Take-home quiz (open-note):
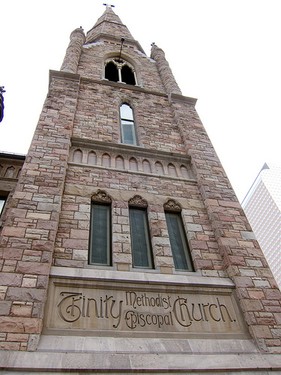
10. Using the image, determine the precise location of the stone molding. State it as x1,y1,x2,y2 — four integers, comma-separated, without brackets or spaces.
69,141,195,182
128,195,148,208
163,199,182,212
91,189,112,204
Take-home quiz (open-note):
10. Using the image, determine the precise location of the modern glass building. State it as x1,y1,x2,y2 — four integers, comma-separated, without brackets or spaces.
242,163,281,288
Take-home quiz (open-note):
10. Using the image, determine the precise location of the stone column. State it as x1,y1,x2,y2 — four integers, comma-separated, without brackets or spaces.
61,27,85,73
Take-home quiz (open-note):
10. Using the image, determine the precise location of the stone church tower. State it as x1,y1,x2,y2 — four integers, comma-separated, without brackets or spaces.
1,6,281,373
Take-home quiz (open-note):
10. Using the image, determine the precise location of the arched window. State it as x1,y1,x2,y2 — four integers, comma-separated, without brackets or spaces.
121,64,135,85
120,103,137,145
164,199,194,272
89,190,112,266
128,195,154,269
104,58,136,85
105,61,119,82
0,195,7,217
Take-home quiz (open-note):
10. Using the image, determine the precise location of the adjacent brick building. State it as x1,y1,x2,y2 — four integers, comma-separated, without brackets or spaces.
1,6,281,373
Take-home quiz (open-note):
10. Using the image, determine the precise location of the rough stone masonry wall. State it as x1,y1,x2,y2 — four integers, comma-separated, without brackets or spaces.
170,97,281,353
73,81,186,153
53,163,225,275
0,73,80,350
78,42,166,93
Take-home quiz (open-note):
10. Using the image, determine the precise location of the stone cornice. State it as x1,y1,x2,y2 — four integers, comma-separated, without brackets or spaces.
71,137,191,164
169,92,197,105
49,70,80,87
84,34,145,54
80,76,168,97
48,71,197,106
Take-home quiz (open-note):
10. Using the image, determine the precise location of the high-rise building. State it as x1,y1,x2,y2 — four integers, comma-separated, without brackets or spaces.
1,6,281,373
242,163,281,288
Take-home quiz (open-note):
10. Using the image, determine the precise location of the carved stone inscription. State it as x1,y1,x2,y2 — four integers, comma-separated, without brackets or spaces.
45,279,246,337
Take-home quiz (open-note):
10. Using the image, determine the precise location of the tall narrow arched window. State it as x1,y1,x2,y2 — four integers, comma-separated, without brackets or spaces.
129,195,154,269
121,64,135,85
120,103,137,145
164,199,194,272
0,195,7,217
105,61,119,82
89,190,112,266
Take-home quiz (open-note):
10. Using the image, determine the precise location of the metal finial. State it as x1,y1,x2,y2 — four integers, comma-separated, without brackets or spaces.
117,38,125,63
0,86,5,123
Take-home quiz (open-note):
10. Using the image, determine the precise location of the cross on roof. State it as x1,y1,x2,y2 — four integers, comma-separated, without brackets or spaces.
103,3,115,8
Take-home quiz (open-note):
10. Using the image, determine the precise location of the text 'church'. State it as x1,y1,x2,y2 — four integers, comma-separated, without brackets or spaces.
1,5,281,374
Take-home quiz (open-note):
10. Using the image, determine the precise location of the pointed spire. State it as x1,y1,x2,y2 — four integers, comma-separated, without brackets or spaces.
86,6,134,44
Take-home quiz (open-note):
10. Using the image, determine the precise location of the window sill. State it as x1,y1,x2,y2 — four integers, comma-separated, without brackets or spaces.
50,265,234,289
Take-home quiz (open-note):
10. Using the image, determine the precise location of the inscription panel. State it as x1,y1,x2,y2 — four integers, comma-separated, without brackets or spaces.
44,278,248,338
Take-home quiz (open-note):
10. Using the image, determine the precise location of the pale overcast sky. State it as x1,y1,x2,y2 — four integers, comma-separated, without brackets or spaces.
1,0,280,202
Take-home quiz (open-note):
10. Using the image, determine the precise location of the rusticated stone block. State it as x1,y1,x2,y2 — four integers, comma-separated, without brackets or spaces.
251,325,272,339
32,240,53,252
6,287,45,303
0,341,20,350
0,301,11,315
0,317,25,333
1,227,26,237
234,276,254,288
264,289,281,300
2,248,23,260
16,262,50,276
0,273,22,287
7,333,28,342
248,290,265,300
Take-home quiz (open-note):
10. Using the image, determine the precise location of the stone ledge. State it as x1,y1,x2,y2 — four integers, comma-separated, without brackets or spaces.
38,335,258,354
50,266,234,288
1,351,281,373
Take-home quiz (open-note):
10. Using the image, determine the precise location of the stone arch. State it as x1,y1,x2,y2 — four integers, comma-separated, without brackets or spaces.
129,157,138,171
102,153,111,168
168,163,177,177
73,149,83,163
180,165,189,179
88,151,97,165
155,161,164,175
16,168,22,178
142,159,151,173
116,155,124,169
4,166,15,178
